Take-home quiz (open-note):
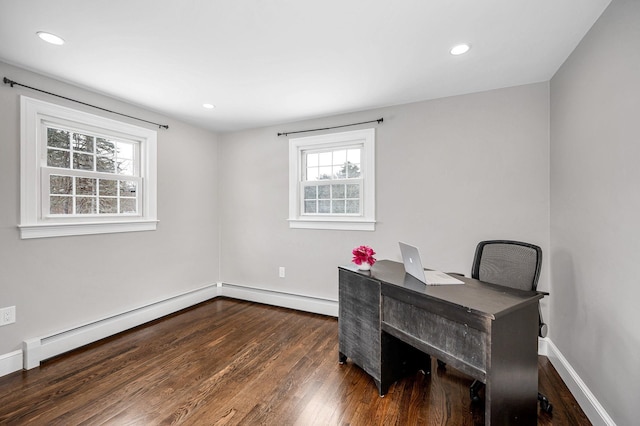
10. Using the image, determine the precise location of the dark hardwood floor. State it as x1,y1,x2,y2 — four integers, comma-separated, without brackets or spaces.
0,298,590,425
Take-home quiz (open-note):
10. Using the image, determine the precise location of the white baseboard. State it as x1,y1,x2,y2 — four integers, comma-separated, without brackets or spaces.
542,338,616,426
219,283,338,317
22,284,220,370
0,350,23,377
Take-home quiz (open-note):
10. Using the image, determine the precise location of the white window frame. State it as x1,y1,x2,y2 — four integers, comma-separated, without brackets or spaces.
288,128,375,231
19,96,158,239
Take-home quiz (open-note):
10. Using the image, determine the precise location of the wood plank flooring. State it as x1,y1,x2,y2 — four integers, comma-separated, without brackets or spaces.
0,298,590,425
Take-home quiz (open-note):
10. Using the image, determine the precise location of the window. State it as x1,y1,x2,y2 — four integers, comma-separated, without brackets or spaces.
20,96,158,239
288,128,375,230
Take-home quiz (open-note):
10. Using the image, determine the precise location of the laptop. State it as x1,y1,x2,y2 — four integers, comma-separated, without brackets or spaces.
399,242,464,285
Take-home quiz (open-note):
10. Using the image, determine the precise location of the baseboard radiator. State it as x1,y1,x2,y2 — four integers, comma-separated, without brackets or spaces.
21,283,338,370
23,284,220,369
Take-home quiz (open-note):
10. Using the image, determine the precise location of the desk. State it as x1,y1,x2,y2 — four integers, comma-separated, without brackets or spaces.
338,260,544,425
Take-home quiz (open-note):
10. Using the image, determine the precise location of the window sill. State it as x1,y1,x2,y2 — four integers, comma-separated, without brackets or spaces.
288,217,375,231
18,219,159,239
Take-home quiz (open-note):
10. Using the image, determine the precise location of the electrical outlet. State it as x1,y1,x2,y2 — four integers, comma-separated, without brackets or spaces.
279,267,285,278
0,306,16,326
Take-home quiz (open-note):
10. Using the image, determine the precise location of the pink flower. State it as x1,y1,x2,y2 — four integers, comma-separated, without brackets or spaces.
352,245,377,266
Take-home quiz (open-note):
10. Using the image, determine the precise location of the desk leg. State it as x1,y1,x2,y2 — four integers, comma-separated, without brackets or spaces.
486,304,539,425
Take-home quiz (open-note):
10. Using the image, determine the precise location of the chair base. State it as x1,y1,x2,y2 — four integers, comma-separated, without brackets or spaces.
469,379,553,414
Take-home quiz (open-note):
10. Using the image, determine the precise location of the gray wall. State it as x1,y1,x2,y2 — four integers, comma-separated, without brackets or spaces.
218,83,550,303
0,61,220,355
4,2,635,421
550,0,639,424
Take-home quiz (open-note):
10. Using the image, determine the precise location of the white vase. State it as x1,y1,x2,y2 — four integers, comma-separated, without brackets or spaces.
357,262,371,271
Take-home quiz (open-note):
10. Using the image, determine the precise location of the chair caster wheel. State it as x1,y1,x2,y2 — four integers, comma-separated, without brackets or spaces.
538,394,553,414
470,380,483,403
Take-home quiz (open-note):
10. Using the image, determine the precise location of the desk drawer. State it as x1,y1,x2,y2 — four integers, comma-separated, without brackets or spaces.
382,296,487,375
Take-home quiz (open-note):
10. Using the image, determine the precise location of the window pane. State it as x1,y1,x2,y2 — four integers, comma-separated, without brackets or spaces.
304,185,317,200
73,133,94,153
332,184,345,199
47,128,70,149
347,184,360,198
120,181,137,197
99,198,118,214
332,200,346,214
117,159,134,175
318,184,330,199
306,167,319,181
306,152,318,167
50,175,72,194
117,142,134,159
333,150,346,165
346,200,360,214
97,156,116,173
120,198,136,214
304,200,316,213
318,166,332,180
318,152,332,166
96,138,116,156
50,196,72,214
347,149,361,164
76,197,96,214
318,200,330,213
76,177,97,195
47,149,70,168
346,163,360,178
73,153,94,170
100,179,117,196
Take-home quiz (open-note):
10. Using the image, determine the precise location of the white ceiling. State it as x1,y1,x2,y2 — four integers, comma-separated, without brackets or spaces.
0,0,611,133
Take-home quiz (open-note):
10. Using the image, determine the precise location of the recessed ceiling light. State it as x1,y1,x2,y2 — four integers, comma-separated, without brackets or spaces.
37,31,65,45
202,103,215,109
450,43,470,55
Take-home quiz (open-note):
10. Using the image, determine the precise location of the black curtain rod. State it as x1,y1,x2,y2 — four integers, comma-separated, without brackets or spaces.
277,117,383,137
3,77,169,130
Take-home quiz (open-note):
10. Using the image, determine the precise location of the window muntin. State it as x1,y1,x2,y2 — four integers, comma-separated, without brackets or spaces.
301,147,362,215
304,148,361,180
42,125,141,217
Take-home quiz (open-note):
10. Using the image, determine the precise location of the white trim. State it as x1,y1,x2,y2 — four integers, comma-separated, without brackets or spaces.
19,96,158,239
22,284,220,369
288,218,375,231
19,219,159,239
288,128,376,231
543,338,616,426
0,350,23,377
220,283,338,317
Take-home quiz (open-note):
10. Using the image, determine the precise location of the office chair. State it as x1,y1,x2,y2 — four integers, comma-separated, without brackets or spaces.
469,240,552,413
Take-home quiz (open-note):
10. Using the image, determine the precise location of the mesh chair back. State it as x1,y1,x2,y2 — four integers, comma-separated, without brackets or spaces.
471,240,542,292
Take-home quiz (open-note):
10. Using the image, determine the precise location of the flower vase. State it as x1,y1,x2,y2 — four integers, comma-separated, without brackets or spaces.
357,262,371,271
